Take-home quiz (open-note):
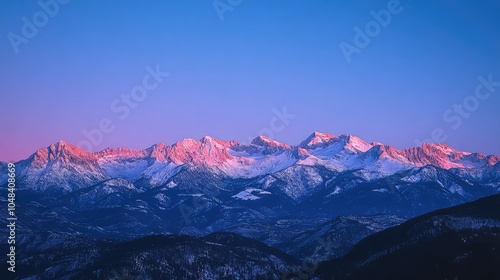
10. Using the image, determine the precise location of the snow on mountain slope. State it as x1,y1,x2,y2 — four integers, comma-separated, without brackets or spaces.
165,136,237,165
271,165,325,200
299,131,338,149
232,188,272,200
252,135,291,151
222,148,298,178
298,135,402,174
141,161,181,186
10,132,499,193
338,134,373,153
401,143,499,169
16,141,110,192
452,162,500,185
97,147,149,179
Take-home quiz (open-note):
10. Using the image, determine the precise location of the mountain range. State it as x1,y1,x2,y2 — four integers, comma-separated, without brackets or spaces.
1,132,499,279
6,132,499,191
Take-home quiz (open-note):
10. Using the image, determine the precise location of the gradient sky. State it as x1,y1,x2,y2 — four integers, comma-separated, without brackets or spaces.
1,0,499,161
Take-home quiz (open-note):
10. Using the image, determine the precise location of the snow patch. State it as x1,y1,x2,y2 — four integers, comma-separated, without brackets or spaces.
232,188,271,201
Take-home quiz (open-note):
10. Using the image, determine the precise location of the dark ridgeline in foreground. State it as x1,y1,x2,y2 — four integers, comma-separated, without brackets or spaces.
315,194,500,280
1,232,299,279
1,194,499,279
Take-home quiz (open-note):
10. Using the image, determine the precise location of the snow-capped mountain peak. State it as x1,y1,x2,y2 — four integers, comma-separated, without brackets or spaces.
31,140,94,167
8,132,500,193
294,147,312,159
98,147,147,159
148,142,169,162
200,136,238,149
251,136,291,150
338,134,373,153
300,131,338,149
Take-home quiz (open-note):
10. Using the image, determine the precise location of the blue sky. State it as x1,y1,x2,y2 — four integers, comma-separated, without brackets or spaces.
1,0,499,161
